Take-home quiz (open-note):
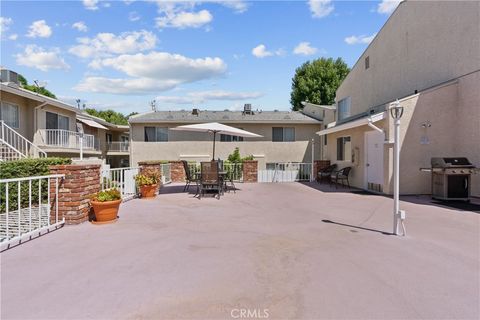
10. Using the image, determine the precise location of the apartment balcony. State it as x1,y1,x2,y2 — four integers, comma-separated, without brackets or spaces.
106,141,130,155
38,129,100,153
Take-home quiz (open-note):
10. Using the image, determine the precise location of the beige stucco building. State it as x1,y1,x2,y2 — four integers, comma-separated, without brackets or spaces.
0,78,130,167
129,108,323,169
317,0,480,197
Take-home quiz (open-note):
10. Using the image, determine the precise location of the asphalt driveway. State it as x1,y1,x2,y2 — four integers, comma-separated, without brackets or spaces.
1,182,479,319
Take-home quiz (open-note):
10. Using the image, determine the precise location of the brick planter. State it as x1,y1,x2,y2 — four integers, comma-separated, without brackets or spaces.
169,161,186,182
49,164,101,224
242,160,258,183
138,161,163,191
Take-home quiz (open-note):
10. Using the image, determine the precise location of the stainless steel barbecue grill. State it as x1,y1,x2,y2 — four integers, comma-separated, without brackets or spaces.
421,157,477,201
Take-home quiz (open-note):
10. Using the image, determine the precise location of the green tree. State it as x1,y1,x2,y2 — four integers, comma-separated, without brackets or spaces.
85,108,130,125
290,57,350,111
18,74,57,99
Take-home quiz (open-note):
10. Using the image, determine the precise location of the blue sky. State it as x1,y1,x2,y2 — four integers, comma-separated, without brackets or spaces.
0,0,400,114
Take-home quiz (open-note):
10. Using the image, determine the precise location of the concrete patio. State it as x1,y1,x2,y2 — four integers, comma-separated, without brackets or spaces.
1,182,479,319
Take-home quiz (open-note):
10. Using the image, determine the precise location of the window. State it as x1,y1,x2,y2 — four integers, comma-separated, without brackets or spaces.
46,111,69,130
106,133,113,143
324,134,327,146
0,102,19,128
337,97,351,121
336,136,352,161
365,56,370,69
220,134,243,142
145,127,168,142
272,127,295,142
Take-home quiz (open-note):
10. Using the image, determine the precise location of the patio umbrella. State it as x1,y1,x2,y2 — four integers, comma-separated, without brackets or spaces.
170,122,262,160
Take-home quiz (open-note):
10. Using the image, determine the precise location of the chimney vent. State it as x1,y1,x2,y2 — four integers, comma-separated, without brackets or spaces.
243,103,253,115
192,108,199,116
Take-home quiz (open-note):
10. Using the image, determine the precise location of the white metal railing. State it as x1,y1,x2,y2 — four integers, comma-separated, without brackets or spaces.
222,163,243,182
39,129,97,150
258,162,312,183
101,167,139,200
106,141,129,152
160,163,172,184
0,120,46,160
0,174,65,249
188,162,244,182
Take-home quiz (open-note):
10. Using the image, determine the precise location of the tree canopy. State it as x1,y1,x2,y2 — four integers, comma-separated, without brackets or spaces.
85,108,138,125
18,74,57,99
290,57,350,111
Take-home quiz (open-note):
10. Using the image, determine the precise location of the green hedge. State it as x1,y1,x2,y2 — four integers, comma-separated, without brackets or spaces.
0,157,72,212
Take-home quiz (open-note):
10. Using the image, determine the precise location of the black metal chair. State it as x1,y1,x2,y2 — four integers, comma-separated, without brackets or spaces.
182,160,198,192
317,164,337,183
199,161,222,199
330,167,352,189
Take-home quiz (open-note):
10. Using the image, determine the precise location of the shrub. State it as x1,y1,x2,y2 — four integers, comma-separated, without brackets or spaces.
135,170,160,186
91,189,121,202
227,147,254,163
0,157,72,212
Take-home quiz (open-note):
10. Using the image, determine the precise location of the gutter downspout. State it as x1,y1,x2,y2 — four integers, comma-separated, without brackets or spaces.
34,101,48,143
367,118,390,143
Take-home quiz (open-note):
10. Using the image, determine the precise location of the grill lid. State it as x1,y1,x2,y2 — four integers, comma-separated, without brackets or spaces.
431,157,474,168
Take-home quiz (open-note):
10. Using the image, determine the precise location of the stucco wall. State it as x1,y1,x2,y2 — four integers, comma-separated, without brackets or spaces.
1,91,35,140
325,72,479,197
336,0,480,117
130,122,321,168
456,71,480,197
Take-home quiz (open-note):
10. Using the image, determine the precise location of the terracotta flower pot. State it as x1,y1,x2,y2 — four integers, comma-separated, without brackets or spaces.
91,199,121,224
140,184,157,198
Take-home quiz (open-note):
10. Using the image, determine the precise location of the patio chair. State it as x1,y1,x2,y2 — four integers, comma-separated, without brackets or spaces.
199,161,222,199
317,164,337,183
182,160,199,193
330,167,352,189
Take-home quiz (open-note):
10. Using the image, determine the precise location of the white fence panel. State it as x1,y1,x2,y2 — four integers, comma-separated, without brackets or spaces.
258,163,312,183
101,167,139,200
161,163,172,184
0,174,65,250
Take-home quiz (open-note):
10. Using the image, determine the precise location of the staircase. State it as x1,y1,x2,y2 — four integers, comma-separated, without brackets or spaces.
0,120,46,162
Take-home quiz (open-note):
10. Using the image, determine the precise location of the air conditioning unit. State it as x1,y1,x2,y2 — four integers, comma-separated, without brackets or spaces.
0,69,19,86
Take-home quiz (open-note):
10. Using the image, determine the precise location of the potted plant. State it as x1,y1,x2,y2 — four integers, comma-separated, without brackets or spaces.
135,170,160,198
90,189,122,224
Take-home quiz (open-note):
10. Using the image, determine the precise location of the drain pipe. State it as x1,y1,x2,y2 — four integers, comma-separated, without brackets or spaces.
367,119,385,138
34,101,48,142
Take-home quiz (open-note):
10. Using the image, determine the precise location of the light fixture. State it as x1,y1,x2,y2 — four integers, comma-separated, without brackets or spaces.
389,100,404,120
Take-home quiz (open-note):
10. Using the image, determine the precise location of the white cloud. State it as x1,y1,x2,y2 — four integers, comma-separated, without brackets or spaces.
15,45,70,71
211,0,248,13
95,52,226,80
69,30,157,58
308,0,334,18
252,44,285,58
74,77,178,95
74,51,227,94
293,42,318,56
72,21,88,32
0,17,13,35
8,34,18,40
156,90,263,104
156,9,212,29
344,33,376,45
377,0,401,14
83,0,99,10
26,20,52,38
129,11,141,22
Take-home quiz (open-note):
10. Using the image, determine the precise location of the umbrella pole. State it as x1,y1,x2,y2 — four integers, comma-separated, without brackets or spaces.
212,131,217,160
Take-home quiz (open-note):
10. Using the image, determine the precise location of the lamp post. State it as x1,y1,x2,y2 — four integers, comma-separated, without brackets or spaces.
390,100,405,236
